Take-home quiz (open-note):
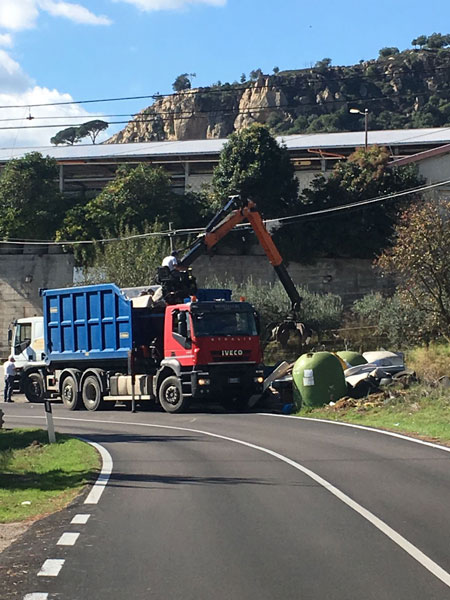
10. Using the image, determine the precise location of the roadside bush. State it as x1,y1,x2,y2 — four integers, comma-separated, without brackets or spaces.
204,276,343,341
352,292,430,348
406,344,450,382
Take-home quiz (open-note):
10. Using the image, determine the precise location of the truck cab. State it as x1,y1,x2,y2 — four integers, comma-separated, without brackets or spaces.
8,316,46,392
158,299,264,412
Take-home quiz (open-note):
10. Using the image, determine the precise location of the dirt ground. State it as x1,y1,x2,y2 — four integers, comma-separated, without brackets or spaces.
0,521,34,554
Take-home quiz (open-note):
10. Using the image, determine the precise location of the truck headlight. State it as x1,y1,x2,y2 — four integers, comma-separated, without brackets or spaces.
198,378,210,386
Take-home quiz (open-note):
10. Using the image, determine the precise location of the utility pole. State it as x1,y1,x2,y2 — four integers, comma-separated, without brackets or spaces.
169,222,174,251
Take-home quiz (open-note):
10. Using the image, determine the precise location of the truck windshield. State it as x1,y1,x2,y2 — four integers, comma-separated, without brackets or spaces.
192,310,257,337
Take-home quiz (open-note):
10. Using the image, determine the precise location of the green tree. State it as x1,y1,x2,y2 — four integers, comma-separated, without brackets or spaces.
249,68,263,80
314,57,332,71
412,35,428,48
58,164,207,244
50,126,82,145
426,32,450,49
378,47,400,58
297,146,425,259
81,223,169,288
76,165,177,238
377,197,450,341
240,73,246,83
0,152,65,240
211,123,300,218
172,73,195,92
77,120,108,144
273,66,280,74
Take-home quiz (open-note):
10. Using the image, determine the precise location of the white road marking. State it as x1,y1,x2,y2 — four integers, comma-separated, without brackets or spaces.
258,413,450,454
11,414,450,589
75,437,113,505
71,513,91,525
24,594,48,600
37,559,65,577
57,532,80,546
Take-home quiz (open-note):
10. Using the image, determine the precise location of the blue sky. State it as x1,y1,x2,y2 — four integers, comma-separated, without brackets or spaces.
0,0,446,147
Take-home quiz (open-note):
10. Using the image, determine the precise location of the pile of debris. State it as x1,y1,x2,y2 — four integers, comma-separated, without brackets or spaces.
265,350,416,412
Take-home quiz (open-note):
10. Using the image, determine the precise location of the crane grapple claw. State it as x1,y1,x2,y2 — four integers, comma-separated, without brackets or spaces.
272,321,311,347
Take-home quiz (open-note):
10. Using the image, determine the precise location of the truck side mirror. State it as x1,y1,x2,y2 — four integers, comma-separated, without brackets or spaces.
254,312,261,335
7,328,12,344
177,312,188,339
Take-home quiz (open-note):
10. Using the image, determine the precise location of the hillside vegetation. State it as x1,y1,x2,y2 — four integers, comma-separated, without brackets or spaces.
108,37,450,143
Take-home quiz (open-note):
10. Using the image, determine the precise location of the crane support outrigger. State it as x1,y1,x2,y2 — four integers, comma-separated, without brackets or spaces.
179,196,310,345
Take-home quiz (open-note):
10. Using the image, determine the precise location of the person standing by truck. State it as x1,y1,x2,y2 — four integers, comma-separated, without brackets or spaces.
3,356,16,402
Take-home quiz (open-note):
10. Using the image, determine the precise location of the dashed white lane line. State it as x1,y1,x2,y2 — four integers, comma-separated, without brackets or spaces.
37,559,65,577
57,532,80,546
24,594,48,600
71,513,91,525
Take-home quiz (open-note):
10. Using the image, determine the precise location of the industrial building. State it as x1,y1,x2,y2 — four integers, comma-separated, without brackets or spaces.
0,127,449,195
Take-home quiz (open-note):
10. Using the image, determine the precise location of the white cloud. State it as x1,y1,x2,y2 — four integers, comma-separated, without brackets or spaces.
0,50,106,147
0,49,32,93
0,0,111,31
0,86,105,148
38,1,112,26
0,33,12,47
114,0,226,12
0,0,39,31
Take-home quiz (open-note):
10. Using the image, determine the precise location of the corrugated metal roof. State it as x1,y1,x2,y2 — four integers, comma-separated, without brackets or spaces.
279,127,450,149
0,127,449,162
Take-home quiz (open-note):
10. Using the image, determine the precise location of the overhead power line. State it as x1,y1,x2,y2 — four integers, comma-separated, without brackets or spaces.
1,178,448,247
262,178,450,227
0,113,138,123
0,89,447,133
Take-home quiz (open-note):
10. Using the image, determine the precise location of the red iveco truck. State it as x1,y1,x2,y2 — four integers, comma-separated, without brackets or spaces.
13,285,264,413
13,196,306,413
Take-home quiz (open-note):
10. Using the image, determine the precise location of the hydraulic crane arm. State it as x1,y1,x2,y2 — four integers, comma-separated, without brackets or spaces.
179,197,303,316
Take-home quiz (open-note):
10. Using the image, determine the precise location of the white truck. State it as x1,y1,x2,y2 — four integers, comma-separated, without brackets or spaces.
8,316,47,400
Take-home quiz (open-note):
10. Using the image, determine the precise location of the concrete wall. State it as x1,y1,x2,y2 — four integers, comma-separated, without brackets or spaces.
0,248,390,359
187,168,325,194
186,173,212,192
194,253,392,306
418,154,450,192
0,250,74,357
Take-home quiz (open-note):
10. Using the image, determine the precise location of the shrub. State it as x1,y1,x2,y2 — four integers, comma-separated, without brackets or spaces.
204,276,343,341
406,344,450,382
352,292,431,348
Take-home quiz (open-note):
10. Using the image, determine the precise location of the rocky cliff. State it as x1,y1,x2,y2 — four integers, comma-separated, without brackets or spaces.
107,48,450,143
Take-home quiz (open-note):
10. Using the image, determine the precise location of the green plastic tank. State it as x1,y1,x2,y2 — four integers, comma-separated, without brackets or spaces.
336,351,367,367
293,352,347,408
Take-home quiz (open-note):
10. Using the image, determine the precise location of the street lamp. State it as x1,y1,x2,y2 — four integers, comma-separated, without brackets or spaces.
349,108,369,151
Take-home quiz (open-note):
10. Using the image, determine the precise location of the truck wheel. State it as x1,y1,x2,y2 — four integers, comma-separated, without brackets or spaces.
82,375,104,411
158,376,189,414
61,375,81,411
24,373,45,403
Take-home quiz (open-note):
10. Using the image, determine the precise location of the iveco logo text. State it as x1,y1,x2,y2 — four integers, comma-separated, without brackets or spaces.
221,350,244,356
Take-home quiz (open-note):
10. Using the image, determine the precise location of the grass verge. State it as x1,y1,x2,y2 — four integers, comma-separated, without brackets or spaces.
0,428,100,523
298,385,450,446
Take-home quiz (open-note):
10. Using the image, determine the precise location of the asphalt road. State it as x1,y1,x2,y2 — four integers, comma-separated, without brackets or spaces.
1,398,450,600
